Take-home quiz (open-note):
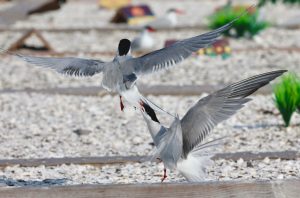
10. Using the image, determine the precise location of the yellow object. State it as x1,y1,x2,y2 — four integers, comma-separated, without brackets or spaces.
224,46,231,53
206,48,213,54
99,0,131,10
198,49,205,55
215,46,223,54
128,16,155,25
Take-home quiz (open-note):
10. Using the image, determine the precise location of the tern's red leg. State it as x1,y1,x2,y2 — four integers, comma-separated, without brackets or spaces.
161,168,167,183
120,95,124,111
139,100,145,112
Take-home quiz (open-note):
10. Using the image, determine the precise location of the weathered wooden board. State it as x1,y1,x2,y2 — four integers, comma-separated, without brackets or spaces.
0,179,299,198
0,151,298,168
0,0,60,26
8,29,53,51
0,84,273,96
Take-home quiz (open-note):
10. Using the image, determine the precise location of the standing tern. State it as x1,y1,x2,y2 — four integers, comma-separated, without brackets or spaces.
1,8,250,122
131,26,156,53
142,70,286,182
147,8,184,28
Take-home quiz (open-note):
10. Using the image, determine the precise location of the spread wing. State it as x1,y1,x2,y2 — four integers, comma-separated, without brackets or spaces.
123,14,243,76
2,50,106,77
180,70,286,157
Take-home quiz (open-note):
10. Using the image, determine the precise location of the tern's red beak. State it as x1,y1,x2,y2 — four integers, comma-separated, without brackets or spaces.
146,26,156,32
175,9,185,14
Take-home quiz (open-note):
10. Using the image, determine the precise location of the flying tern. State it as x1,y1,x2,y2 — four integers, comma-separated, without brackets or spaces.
1,8,250,122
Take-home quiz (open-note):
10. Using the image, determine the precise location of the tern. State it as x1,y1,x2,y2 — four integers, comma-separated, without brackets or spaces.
131,26,156,53
147,8,184,28
1,9,250,122
142,70,286,182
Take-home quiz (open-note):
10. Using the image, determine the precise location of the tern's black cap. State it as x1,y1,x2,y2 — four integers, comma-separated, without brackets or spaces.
118,39,131,56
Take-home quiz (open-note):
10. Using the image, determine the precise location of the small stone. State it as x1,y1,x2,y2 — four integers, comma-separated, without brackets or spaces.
73,129,92,136
263,157,270,164
132,136,143,145
277,174,284,179
247,161,254,168
237,158,244,166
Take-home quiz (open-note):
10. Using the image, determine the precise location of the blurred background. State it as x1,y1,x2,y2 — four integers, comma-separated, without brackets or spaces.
0,0,299,185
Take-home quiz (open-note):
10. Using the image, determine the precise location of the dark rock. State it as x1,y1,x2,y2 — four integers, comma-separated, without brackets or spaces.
73,129,92,136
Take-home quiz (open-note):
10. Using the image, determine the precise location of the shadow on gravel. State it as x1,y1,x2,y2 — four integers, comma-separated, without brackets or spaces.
0,176,67,187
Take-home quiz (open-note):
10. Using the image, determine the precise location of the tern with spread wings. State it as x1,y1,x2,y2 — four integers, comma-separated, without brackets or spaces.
2,11,248,122
142,70,286,182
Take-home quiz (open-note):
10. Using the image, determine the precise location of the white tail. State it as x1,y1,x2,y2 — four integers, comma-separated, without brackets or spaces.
177,137,226,182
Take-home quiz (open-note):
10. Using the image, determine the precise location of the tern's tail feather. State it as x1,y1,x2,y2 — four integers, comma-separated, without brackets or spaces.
177,154,213,182
177,137,226,182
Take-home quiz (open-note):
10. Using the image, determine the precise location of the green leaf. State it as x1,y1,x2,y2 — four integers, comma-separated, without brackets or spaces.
273,72,300,127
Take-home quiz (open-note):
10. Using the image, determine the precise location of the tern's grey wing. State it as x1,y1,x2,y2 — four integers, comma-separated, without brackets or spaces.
180,70,286,157
4,50,106,77
123,17,237,76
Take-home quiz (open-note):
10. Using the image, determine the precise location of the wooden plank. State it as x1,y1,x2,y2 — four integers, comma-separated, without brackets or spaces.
8,29,53,51
213,151,300,161
0,84,273,96
0,179,299,198
0,151,298,168
0,155,147,167
0,0,59,26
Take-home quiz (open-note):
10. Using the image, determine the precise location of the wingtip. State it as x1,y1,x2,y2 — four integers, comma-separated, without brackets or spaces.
232,4,257,24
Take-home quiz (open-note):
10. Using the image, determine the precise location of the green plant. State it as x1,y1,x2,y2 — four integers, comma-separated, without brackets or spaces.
297,76,300,112
259,0,300,7
208,6,269,38
273,72,300,127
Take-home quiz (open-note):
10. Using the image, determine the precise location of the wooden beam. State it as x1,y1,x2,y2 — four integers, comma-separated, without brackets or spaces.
0,151,298,168
8,29,53,51
0,22,299,32
0,179,299,198
0,0,60,26
0,84,273,96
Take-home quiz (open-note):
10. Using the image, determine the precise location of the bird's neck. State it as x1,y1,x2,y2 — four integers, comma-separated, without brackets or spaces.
115,54,131,62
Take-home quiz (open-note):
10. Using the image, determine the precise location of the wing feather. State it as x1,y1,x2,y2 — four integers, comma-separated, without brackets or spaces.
123,14,242,75
1,49,106,77
180,70,287,157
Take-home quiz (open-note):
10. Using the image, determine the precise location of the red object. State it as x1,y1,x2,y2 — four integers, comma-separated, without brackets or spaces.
164,39,178,47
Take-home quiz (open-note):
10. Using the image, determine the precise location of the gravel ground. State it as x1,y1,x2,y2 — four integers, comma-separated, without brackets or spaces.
0,93,299,159
0,158,299,185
